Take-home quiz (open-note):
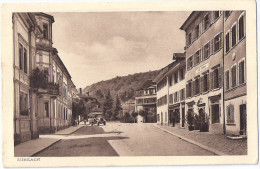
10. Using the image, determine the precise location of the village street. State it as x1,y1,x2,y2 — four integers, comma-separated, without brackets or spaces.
33,122,214,156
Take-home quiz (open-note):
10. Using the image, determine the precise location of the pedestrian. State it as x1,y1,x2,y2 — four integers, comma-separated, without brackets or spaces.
75,119,78,127
84,119,87,126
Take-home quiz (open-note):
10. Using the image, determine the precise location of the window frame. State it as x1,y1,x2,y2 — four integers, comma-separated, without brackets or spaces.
203,12,210,31
225,69,230,91
214,32,222,53
203,41,210,60
231,64,237,88
238,58,246,86
231,22,237,48
225,30,230,53
194,49,201,66
238,12,246,42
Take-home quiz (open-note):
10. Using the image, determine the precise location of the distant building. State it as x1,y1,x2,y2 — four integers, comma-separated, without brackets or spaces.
13,13,76,145
135,80,157,123
223,11,246,135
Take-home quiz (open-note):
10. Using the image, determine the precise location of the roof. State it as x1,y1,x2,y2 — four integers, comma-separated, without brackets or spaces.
34,12,55,23
52,48,72,79
137,79,156,91
180,11,200,30
154,53,185,83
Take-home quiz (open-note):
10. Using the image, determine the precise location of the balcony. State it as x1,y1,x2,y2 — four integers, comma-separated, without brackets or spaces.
37,83,59,96
36,38,51,48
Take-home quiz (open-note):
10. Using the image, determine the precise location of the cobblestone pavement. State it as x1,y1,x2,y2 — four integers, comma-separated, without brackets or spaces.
155,124,247,155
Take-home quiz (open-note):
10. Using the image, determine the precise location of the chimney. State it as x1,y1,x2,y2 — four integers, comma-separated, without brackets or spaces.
79,88,82,94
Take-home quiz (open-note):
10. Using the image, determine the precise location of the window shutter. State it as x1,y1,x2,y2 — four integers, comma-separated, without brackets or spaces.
192,81,196,96
239,62,242,84
220,32,223,49
201,46,204,60
210,39,214,55
209,72,213,90
218,67,223,88
186,84,189,98
200,76,204,94
199,22,203,35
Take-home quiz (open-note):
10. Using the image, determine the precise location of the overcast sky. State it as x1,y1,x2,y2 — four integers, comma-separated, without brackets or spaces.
50,12,191,88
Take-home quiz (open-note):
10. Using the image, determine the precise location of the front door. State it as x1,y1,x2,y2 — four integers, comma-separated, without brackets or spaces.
182,108,185,127
211,104,220,123
240,104,247,135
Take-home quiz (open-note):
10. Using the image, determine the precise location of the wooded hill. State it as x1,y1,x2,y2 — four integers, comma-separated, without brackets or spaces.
83,70,159,104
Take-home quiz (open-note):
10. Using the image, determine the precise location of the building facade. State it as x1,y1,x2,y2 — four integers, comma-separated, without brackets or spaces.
135,80,157,123
13,13,41,145
13,13,76,144
180,11,224,133
223,11,246,135
155,54,186,127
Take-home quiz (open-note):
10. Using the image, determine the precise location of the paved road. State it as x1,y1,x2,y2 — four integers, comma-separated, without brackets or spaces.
34,122,214,156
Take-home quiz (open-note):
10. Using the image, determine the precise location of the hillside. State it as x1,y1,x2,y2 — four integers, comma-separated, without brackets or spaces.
83,70,159,104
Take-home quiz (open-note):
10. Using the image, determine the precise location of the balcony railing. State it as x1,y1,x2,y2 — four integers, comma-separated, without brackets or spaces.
37,83,60,96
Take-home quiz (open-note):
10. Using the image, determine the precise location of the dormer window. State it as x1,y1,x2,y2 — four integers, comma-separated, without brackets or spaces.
43,24,48,39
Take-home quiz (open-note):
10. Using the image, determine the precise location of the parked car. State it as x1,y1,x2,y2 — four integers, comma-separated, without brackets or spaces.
88,112,106,126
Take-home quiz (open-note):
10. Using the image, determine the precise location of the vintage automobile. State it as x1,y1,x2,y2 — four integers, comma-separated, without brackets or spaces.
88,112,106,126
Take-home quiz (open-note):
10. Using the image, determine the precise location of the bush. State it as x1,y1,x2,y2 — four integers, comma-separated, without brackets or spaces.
186,110,194,128
198,110,209,132
194,114,200,130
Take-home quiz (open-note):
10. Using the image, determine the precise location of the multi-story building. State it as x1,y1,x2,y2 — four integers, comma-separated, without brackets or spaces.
223,11,246,136
13,13,42,145
155,54,185,126
166,53,186,127
180,11,224,133
13,13,76,144
135,80,157,123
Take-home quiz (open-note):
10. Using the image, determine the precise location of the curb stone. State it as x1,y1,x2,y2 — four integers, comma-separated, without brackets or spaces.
153,124,229,156
30,139,61,157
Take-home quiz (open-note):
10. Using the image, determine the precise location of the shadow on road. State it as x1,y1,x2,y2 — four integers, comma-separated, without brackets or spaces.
72,126,123,135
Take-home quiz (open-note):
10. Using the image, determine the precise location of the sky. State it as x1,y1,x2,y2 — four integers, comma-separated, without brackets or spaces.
49,12,191,88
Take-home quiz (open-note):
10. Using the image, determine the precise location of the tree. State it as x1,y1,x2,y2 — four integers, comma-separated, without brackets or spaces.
139,109,148,123
72,99,86,119
131,111,138,123
29,67,48,89
103,89,114,119
124,111,131,123
112,95,122,120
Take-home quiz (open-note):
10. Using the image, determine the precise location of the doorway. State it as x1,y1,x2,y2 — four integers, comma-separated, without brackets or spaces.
211,104,220,123
181,107,185,127
161,112,163,125
240,104,247,135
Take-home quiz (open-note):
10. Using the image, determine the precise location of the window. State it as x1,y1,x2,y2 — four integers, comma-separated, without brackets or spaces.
194,50,201,65
203,73,209,92
179,68,184,81
225,70,230,90
195,77,200,95
204,13,210,30
174,72,178,84
169,94,173,104
44,101,49,117
203,42,210,60
225,32,230,53
239,60,245,85
19,44,23,70
43,24,48,39
225,11,231,19
214,33,222,52
212,68,219,89
186,81,192,98
19,43,28,74
174,92,179,103
19,91,28,115
180,89,185,101
231,65,237,88
169,75,173,86
23,48,27,73
238,14,245,41
231,24,237,47
214,11,220,20
227,104,235,124
187,56,193,70
187,33,192,46
194,24,200,39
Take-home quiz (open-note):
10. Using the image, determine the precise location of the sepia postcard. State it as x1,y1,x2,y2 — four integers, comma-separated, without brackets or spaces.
1,0,258,167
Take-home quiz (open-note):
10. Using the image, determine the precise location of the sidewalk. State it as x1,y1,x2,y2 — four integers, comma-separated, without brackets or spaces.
14,125,83,157
153,124,247,155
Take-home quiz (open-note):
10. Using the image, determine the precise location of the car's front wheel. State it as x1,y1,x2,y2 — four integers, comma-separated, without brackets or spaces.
103,122,106,125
